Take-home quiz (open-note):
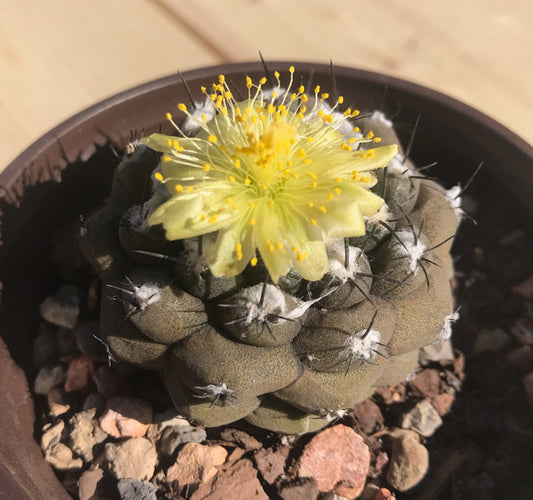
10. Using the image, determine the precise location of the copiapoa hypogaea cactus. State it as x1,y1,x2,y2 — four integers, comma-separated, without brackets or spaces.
80,65,461,434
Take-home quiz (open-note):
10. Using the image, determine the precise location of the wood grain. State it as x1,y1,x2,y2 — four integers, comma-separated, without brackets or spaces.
1,0,531,169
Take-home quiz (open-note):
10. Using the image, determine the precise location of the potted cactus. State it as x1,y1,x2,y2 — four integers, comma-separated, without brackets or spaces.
79,66,459,434
1,61,533,499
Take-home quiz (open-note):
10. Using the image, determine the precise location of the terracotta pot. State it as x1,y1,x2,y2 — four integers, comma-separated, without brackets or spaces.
1,62,532,499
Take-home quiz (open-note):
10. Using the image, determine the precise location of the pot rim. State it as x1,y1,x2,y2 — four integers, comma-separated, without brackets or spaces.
3,60,533,191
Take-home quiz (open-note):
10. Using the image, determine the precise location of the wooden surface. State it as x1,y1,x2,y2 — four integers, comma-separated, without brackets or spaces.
1,0,532,169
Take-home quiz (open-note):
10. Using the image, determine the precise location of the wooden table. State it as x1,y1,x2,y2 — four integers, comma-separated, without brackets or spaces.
1,0,531,170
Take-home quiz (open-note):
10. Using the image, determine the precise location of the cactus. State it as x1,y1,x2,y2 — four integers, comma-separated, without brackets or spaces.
80,66,460,434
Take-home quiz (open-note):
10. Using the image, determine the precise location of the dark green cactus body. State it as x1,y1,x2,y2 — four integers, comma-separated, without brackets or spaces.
80,97,459,435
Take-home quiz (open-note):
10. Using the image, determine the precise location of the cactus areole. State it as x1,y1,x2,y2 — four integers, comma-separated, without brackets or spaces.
80,66,460,434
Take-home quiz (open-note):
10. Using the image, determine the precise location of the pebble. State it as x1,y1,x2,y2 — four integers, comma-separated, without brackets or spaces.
472,328,510,355
279,478,319,500
254,445,290,484
41,421,65,452
159,424,207,457
117,478,158,500
83,392,106,413
68,409,108,462
400,399,443,437
322,492,350,500
147,407,190,440
504,345,533,370
46,442,84,471
47,387,70,416
166,442,228,486
220,428,262,450
99,396,153,438
33,323,58,369
375,384,406,405
93,365,129,398
34,364,65,395
374,487,396,499
57,328,78,357
510,318,533,345
74,321,109,362
39,285,82,329
352,399,384,434
190,458,268,500
386,429,429,491
408,369,441,399
523,371,533,410
78,468,104,500
298,424,370,499
431,392,455,416
419,339,455,365
102,437,157,480
64,357,94,392
512,274,533,298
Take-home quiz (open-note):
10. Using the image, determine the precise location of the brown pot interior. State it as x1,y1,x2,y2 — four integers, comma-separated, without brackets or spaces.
1,61,532,499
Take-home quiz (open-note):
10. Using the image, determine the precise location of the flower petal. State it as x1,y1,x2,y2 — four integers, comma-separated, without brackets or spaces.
354,144,398,172
340,183,385,216
208,224,254,277
314,200,366,238
148,195,229,240
253,209,293,283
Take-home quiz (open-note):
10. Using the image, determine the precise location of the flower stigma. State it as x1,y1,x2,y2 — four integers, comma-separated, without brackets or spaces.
142,67,398,283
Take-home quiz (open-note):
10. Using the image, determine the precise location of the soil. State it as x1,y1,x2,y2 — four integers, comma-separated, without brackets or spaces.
31,145,533,500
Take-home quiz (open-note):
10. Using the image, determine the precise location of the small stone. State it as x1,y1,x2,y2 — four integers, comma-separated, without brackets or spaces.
504,345,533,370
279,478,319,500
83,392,106,413
34,364,65,395
374,487,396,499
431,392,455,416
68,409,108,462
510,318,533,345
512,275,533,298
386,429,429,491
523,371,533,410
117,478,158,500
369,451,389,477
33,323,58,369
226,446,246,464
166,442,228,486
57,328,78,357
93,365,129,398
220,428,262,450
46,442,83,471
102,437,157,480
78,468,104,500
160,424,207,457
39,285,82,329
375,384,406,405
190,458,268,500
41,421,65,452
147,407,190,440
419,339,455,365
254,446,290,484
64,357,94,392
400,399,443,437
473,328,510,355
352,399,384,434
47,387,70,416
75,321,109,362
298,424,370,499
408,369,441,399
322,492,350,500
99,396,153,438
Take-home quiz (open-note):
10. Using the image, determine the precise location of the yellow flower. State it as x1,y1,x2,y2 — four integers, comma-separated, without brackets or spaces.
142,68,397,283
